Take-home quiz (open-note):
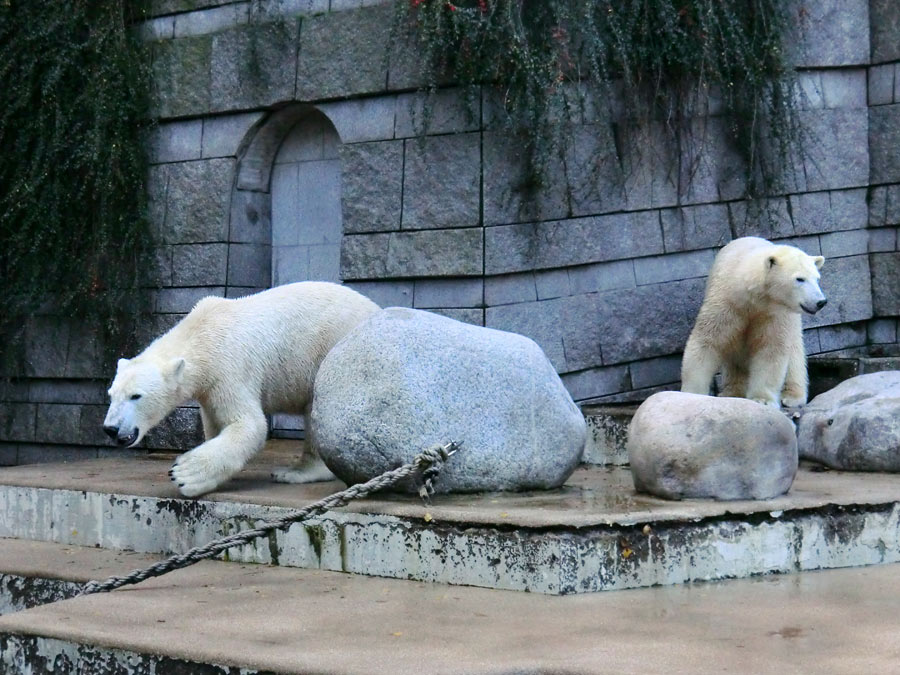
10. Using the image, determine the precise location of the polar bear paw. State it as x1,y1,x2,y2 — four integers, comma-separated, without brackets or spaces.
169,447,230,497
780,395,806,409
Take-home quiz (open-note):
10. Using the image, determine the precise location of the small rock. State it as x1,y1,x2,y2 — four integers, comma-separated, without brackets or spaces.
798,371,900,471
309,308,586,493
627,392,798,500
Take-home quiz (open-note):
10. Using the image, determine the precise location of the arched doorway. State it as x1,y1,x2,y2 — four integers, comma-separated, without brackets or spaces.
271,110,343,286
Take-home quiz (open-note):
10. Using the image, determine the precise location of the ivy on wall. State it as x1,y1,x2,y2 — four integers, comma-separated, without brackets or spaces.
0,1,156,370
393,0,800,199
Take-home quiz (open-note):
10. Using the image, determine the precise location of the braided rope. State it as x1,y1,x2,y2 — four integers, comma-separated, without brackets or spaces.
79,441,461,596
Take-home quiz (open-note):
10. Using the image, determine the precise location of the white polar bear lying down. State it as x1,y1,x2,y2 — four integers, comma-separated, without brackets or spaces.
103,282,379,497
681,236,826,408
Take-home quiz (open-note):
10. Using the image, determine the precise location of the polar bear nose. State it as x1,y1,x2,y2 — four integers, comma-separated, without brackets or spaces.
816,298,827,310
103,425,119,440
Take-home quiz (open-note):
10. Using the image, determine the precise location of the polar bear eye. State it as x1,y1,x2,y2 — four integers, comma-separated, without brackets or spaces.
796,277,806,283
130,394,142,401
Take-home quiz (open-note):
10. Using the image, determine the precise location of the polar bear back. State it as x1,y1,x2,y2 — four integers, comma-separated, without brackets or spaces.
166,282,379,414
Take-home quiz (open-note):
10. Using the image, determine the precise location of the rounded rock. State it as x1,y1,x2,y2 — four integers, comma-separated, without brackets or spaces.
798,371,900,471
627,391,798,500
309,308,586,493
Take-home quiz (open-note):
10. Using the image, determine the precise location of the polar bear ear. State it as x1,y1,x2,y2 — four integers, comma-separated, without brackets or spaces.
767,256,778,269
813,256,825,269
117,358,130,371
168,357,186,380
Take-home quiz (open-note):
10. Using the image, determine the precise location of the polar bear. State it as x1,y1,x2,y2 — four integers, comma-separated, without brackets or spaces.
680,237,826,408
103,282,379,497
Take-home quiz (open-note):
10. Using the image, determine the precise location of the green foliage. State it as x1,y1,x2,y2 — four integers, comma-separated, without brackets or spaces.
0,0,156,369
393,0,800,199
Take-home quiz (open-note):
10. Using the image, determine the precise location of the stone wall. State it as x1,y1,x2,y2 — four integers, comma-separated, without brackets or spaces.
2,0,898,463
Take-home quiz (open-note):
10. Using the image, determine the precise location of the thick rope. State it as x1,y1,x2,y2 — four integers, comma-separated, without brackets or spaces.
79,441,461,596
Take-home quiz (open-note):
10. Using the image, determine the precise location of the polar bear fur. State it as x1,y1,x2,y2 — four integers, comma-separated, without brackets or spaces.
103,282,380,497
681,237,826,408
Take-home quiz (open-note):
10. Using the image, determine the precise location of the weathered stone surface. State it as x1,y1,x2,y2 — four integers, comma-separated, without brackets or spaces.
210,20,299,112
633,250,716,286
155,287,225,314
561,366,630,402
413,278,483,309
172,243,228,287
202,112,263,158
628,392,798,500
173,2,248,38
798,372,900,471
229,189,272,244
869,65,895,106
534,269,571,300
817,323,867,352
148,121,203,163
871,252,900,316
870,105,900,184
485,273,537,306
296,6,390,100
869,319,898,344
23,319,70,379
566,123,628,216
342,229,483,279
871,0,900,63
0,403,36,443
319,97,397,143
820,230,869,258
346,280,412,308
339,141,403,233
310,308,586,493
661,204,730,253
485,212,664,275
394,89,478,138
869,227,897,252
402,134,480,230
162,159,233,244
804,255,873,328
729,198,793,240
802,109,869,191
426,308,484,326
784,0,869,67
227,243,271,287
150,36,212,119
567,260,635,295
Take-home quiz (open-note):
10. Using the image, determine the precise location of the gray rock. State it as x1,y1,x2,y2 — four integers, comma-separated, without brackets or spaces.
798,372,900,471
627,392,798,500
309,308,586,493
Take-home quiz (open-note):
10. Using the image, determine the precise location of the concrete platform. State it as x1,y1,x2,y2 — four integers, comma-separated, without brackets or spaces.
2,546,899,674
2,446,900,594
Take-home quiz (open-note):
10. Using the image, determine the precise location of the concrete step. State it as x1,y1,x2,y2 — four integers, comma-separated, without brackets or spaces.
1,547,898,674
581,404,635,465
3,446,900,595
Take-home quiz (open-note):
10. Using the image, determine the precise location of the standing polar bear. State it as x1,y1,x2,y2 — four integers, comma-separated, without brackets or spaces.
681,237,826,408
103,282,379,497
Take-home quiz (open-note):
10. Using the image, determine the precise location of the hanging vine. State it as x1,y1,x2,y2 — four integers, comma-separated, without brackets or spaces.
0,0,157,372
392,0,801,201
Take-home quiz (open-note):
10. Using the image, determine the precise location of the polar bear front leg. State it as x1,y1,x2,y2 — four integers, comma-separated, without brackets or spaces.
170,407,267,497
780,334,809,408
746,348,789,408
680,335,721,396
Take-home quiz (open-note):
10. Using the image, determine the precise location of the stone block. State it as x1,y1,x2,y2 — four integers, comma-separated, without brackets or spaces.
790,189,867,235
567,260,635,295
225,286,265,299
307,244,341,282
148,121,203,163
78,405,109,447
0,443,17,466
484,273,537,307
146,165,169,240
486,294,601,373
869,318,898,344
804,327,822,355
149,246,174,287
339,141,403,233
342,229,483,279
869,65,895,106
162,159,233,243
596,277,706,364
484,212,664,275
402,134,480,230
137,16,175,41
778,235,822,255
413,279,483,309
341,233,390,279
143,406,203,451
785,0,869,67
173,3,248,38
817,323,868,352
661,203,730,253
227,243,272,287
17,444,98,465
619,122,678,212
729,198,794,240
820,69,867,108
482,131,569,226
677,116,746,205
24,319,70,379
567,123,628,216
346,281,413,308
394,90,479,138
319,97,397,144
34,404,81,445
887,185,900,226
870,105,900,184
229,189,272,244
634,250,716,286
872,252,900,316
801,109,869,191
296,6,390,100
829,189,869,231
172,243,229,286
150,0,234,15
155,287,225,314
64,324,106,379
0,403,36,443
869,227,898,252
210,20,299,112
273,244,308,285
27,380,108,405
202,112,264,158
426,308,484,326
150,36,212,119
808,255,873,327
630,355,682,390
535,269,571,300
871,0,900,63
819,230,869,258
560,365,632,403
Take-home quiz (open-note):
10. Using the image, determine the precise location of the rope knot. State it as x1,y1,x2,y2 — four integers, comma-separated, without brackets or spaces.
416,440,462,503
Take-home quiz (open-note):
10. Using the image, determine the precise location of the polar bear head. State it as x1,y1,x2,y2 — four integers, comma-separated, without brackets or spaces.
103,356,186,446
765,246,826,315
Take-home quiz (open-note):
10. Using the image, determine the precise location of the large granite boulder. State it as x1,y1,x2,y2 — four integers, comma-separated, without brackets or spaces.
309,308,586,493
627,392,798,500
798,371,900,471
